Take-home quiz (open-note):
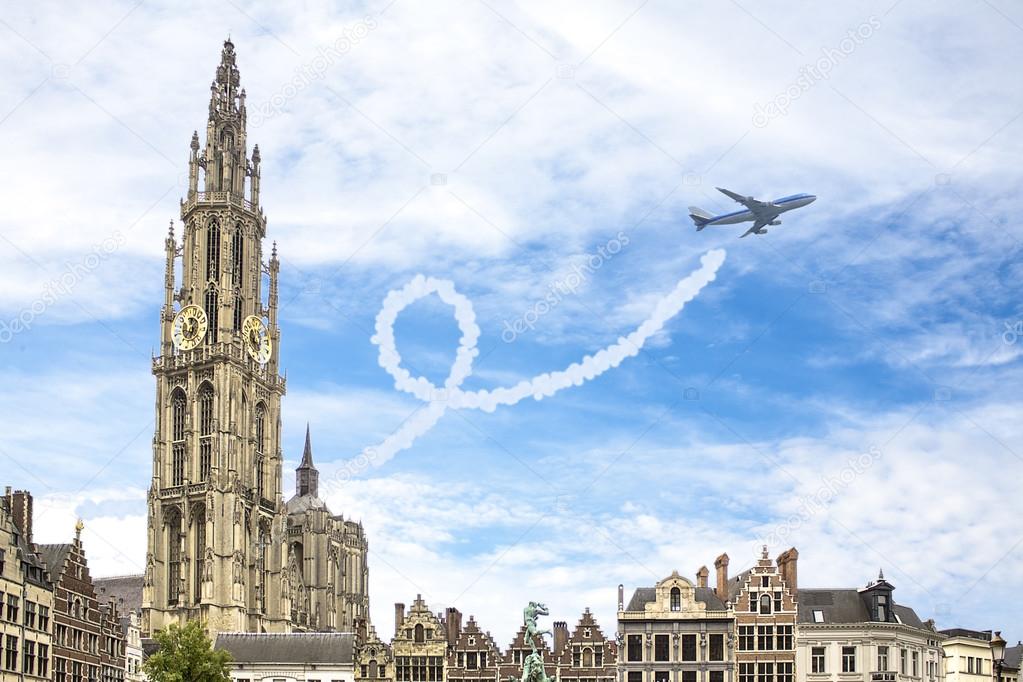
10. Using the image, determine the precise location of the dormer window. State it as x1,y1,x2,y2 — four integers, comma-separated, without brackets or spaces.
812,609,825,623
876,595,887,622
670,587,681,612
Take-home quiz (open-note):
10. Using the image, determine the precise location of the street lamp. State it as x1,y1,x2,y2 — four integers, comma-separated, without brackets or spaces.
990,631,1006,682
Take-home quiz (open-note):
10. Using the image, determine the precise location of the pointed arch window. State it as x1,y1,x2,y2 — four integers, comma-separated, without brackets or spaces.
232,225,244,332
167,509,182,605
171,389,186,486
255,403,266,500
205,287,219,344
206,219,221,282
194,508,206,604
198,385,214,481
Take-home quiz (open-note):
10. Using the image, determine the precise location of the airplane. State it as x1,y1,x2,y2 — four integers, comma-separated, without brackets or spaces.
689,188,816,238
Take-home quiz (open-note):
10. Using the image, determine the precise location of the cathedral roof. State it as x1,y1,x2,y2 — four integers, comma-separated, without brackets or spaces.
94,574,144,614
286,494,329,514
215,632,354,664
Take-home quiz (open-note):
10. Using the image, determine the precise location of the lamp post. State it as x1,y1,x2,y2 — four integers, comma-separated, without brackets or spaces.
990,631,1006,682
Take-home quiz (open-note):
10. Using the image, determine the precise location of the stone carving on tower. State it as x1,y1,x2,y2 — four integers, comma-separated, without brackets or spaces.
143,38,289,636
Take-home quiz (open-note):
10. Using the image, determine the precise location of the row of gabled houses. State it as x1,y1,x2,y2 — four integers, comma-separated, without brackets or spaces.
214,548,1021,682
3,485,1020,682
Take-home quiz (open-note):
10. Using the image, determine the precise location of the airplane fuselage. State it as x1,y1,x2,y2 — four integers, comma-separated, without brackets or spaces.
702,193,816,226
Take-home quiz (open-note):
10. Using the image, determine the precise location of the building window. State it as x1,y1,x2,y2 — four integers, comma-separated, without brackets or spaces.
205,287,219,344
6,595,18,622
681,635,697,661
39,605,50,631
774,593,782,612
232,227,243,284
38,644,48,678
777,662,792,682
757,626,774,651
879,646,889,672
194,509,207,603
167,510,182,605
740,663,755,682
749,594,757,612
709,634,724,661
198,385,214,481
762,576,770,587
711,673,724,682
842,646,857,673
670,587,681,612
912,651,919,677
758,662,774,682
876,595,887,622
682,672,696,682
628,673,643,682
23,640,35,676
655,672,670,682
627,635,643,662
739,626,755,651
759,594,772,615
901,650,907,675
24,601,36,629
254,404,266,499
776,625,793,650
171,389,186,486
654,635,669,662
206,219,221,282
812,647,826,673
5,635,18,671
812,609,825,623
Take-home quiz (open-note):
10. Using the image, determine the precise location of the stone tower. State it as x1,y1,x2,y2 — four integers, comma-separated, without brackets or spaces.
143,39,291,636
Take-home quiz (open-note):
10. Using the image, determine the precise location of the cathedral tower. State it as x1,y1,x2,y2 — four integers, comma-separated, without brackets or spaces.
143,39,291,635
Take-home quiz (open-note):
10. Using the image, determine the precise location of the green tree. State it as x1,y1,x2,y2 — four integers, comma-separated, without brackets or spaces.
143,620,232,682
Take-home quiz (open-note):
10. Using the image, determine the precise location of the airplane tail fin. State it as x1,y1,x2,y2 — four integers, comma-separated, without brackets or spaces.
689,206,714,231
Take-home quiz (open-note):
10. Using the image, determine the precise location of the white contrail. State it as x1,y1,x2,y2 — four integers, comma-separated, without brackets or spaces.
356,249,726,465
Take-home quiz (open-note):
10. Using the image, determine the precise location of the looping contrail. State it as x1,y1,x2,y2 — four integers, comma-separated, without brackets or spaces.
357,249,726,466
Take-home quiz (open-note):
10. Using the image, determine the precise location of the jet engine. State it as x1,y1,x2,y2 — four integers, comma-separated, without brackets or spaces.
769,220,782,225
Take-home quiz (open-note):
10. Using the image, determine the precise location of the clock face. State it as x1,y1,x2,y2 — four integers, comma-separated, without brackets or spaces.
242,315,272,364
172,305,208,351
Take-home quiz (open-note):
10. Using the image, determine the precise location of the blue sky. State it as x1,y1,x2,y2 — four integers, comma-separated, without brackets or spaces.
1,0,1022,644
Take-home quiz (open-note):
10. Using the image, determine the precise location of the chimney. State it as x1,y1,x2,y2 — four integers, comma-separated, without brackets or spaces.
777,548,799,596
696,566,709,588
553,621,569,655
5,489,33,544
714,553,729,598
395,602,405,635
446,607,462,646
618,584,624,611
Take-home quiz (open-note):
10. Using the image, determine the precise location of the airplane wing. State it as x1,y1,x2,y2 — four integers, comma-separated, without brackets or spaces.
717,187,772,212
739,218,770,238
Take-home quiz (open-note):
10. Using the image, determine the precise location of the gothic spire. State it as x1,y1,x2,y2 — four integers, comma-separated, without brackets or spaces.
296,423,319,498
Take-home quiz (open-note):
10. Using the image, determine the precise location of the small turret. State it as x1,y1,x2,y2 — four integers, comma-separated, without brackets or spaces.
296,423,319,497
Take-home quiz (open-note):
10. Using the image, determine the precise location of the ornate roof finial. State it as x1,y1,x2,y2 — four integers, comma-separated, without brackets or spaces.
190,130,199,151
271,240,278,259
878,568,885,581
75,518,84,540
168,220,174,238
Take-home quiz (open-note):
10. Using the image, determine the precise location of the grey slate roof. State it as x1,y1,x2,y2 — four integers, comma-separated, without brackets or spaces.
625,586,727,612
939,628,991,640
1004,644,1022,671
215,633,355,664
94,575,144,614
38,543,72,576
797,589,925,628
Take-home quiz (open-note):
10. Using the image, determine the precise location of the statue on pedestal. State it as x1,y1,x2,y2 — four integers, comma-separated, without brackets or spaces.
509,602,553,682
